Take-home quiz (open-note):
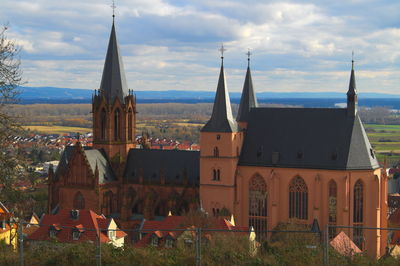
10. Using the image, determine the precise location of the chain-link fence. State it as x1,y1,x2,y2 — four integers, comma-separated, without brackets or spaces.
2,222,400,265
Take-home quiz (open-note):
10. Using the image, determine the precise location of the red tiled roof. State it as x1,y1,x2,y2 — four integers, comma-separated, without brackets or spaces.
28,209,125,243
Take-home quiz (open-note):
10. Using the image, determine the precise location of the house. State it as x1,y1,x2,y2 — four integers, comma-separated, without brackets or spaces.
0,202,17,249
134,215,253,249
28,209,126,247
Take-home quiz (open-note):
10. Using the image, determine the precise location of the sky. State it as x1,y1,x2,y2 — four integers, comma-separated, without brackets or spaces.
1,0,400,93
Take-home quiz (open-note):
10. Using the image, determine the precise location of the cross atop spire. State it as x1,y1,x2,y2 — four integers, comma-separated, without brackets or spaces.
246,49,251,67
347,52,358,117
111,0,116,22
219,44,226,62
352,50,354,69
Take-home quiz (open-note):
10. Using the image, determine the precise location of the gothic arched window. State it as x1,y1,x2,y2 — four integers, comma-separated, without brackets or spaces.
249,174,267,240
128,108,133,141
101,109,107,140
353,180,364,249
289,176,308,220
216,169,220,181
213,169,217,180
328,180,337,239
73,191,85,210
103,190,114,215
114,108,120,141
214,146,219,157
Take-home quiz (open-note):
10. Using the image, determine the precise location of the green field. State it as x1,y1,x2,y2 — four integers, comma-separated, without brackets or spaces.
23,125,91,135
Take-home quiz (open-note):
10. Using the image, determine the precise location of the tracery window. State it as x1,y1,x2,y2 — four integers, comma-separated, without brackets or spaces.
114,108,120,141
101,109,107,140
212,169,220,181
328,180,337,239
214,146,219,157
128,108,133,141
353,180,364,249
73,191,85,210
248,174,267,240
289,176,308,220
103,190,114,215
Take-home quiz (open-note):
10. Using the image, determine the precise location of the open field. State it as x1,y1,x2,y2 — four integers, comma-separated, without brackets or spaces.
23,125,91,135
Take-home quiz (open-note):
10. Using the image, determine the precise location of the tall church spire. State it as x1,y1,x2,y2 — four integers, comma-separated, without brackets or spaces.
201,45,238,132
99,19,128,104
347,53,358,117
237,50,258,124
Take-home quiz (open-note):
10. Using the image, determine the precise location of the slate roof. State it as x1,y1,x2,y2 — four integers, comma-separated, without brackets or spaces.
54,146,116,184
99,22,128,104
237,65,258,123
202,62,238,132
239,108,379,170
124,149,200,186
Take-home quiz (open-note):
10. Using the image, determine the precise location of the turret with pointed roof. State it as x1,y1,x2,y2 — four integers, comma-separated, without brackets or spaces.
99,21,128,104
236,55,258,126
201,55,238,132
347,58,358,117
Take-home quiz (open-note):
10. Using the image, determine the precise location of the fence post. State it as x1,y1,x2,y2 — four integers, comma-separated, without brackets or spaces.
195,228,202,266
323,224,329,266
18,220,24,266
96,229,102,266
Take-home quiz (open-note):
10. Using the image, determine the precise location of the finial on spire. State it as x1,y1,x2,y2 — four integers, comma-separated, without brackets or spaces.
351,50,354,69
246,49,251,67
219,43,226,62
111,0,116,22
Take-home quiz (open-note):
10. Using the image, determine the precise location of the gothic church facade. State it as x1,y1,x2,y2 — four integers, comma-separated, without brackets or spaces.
48,21,387,257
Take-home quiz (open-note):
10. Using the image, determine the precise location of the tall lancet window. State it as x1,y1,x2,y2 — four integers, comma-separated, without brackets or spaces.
114,108,120,141
249,174,267,240
128,108,133,141
73,191,85,210
353,180,364,249
101,109,107,140
289,176,308,220
328,180,337,239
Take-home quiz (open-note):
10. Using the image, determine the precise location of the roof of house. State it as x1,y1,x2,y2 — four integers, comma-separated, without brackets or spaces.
124,149,200,186
99,21,129,104
330,231,362,256
239,108,379,170
202,61,238,133
28,209,126,243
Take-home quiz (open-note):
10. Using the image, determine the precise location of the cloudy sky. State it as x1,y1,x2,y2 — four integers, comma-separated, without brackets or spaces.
1,0,400,93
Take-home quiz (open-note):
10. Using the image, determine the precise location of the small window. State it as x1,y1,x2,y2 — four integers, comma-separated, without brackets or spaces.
72,230,81,240
214,147,219,157
217,170,221,181
370,148,375,158
151,235,159,247
165,237,174,248
216,134,221,140
108,230,116,240
213,169,217,180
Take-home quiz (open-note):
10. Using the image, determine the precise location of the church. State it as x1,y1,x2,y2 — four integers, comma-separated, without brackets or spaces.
48,19,388,257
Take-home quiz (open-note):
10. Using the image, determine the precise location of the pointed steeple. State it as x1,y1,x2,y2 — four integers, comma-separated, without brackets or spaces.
202,47,238,132
237,51,258,123
99,21,128,104
347,54,358,117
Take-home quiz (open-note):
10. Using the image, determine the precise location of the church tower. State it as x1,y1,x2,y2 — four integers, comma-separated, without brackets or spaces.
236,51,258,129
200,47,243,217
92,19,136,159
347,56,358,117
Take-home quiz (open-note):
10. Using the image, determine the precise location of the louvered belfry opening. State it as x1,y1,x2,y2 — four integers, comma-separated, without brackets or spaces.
289,176,308,220
248,174,267,240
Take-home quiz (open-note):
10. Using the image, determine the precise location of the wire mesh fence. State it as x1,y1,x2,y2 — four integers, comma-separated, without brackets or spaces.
2,221,400,265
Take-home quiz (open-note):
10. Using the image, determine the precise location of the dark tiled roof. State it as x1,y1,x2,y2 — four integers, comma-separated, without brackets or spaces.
99,22,128,104
236,66,258,123
54,146,116,184
202,63,238,132
124,149,200,186
239,108,379,170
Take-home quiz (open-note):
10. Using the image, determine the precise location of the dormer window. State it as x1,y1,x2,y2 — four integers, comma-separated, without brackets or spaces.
72,230,81,240
165,236,174,248
216,134,221,140
49,225,61,238
151,234,159,247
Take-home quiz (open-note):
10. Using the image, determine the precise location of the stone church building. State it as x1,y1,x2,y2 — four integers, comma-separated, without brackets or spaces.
48,20,388,256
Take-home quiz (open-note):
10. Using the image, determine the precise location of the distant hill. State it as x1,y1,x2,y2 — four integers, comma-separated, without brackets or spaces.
17,86,400,102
